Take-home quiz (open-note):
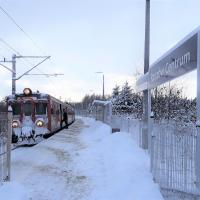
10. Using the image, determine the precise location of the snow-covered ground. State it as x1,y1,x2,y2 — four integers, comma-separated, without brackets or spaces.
0,117,163,200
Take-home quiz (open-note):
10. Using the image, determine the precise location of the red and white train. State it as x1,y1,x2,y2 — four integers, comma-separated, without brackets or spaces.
6,88,75,144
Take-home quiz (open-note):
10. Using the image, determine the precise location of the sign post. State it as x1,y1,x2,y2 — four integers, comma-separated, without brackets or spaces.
142,0,151,150
136,26,200,190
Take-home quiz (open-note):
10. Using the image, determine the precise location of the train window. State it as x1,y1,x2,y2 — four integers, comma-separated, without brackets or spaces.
36,102,47,115
12,103,21,115
23,102,32,116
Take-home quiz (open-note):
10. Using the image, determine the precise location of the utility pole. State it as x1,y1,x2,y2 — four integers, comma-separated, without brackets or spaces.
12,54,16,95
143,0,151,150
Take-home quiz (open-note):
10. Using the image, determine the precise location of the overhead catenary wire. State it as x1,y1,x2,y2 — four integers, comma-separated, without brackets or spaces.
0,5,61,95
0,5,58,72
0,37,47,76
0,5,56,74
0,5,47,67
0,37,53,76
0,5,47,55
0,37,58,94
0,38,21,56
0,5,58,71
0,37,36,69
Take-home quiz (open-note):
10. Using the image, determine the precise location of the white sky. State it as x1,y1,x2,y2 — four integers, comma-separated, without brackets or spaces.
0,0,199,101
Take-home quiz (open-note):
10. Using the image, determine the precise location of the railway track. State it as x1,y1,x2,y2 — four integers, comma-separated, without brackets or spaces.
0,123,74,158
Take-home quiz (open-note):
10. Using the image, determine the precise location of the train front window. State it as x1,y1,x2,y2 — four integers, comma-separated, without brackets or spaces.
36,102,47,115
12,103,21,115
23,102,32,116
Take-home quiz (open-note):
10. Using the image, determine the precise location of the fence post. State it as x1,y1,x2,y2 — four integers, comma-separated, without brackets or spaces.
127,117,130,133
103,105,105,123
108,103,112,125
95,106,97,120
141,120,148,149
150,112,154,172
6,106,12,181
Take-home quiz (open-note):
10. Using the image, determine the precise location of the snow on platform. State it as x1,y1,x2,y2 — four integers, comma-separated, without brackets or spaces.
0,117,163,200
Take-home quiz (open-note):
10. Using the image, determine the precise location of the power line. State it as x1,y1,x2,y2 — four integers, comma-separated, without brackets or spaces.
0,38,58,91
0,38,45,76
0,6,60,88
0,38,21,56
0,37,46,76
0,8,45,67
0,5,47,55
0,38,32,70
0,6,61,74
0,38,56,80
0,6,57,81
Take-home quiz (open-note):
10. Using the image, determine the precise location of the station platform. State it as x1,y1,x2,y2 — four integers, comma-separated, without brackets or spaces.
0,117,163,200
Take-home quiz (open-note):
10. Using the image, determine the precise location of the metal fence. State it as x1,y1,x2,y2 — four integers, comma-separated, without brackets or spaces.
110,115,140,143
75,109,90,117
151,122,199,196
78,107,200,197
88,100,112,125
104,114,200,197
110,116,200,197
0,111,12,182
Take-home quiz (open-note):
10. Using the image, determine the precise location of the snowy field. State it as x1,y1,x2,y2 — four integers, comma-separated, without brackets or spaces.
0,117,163,200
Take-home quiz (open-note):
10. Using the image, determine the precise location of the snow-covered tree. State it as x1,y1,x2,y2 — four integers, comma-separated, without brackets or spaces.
151,84,196,125
112,85,120,98
119,81,132,105
111,81,196,125
112,81,143,116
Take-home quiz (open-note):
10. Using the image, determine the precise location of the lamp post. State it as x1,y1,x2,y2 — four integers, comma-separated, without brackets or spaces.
95,72,105,100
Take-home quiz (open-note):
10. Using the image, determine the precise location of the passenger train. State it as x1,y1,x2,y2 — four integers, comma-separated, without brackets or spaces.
6,88,75,144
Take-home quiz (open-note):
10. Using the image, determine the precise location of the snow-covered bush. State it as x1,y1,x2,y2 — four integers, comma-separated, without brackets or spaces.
151,85,196,125
74,81,196,126
111,82,143,118
111,82,196,126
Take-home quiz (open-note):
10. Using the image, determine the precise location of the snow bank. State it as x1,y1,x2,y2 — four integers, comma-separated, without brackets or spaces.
0,117,163,200
75,117,164,200
0,182,27,200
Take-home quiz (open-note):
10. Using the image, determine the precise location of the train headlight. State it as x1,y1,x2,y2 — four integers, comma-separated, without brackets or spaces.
23,88,32,95
36,120,44,127
12,121,20,128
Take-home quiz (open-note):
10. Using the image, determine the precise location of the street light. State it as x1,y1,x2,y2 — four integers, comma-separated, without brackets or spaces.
95,72,105,100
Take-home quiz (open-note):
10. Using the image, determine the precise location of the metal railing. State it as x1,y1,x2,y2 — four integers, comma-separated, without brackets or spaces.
75,109,90,117
0,111,12,182
104,114,200,197
79,107,200,197
151,122,198,195
110,115,140,143
111,116,200,197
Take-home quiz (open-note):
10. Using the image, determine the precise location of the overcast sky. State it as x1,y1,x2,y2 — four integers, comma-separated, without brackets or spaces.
0,0,199,101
